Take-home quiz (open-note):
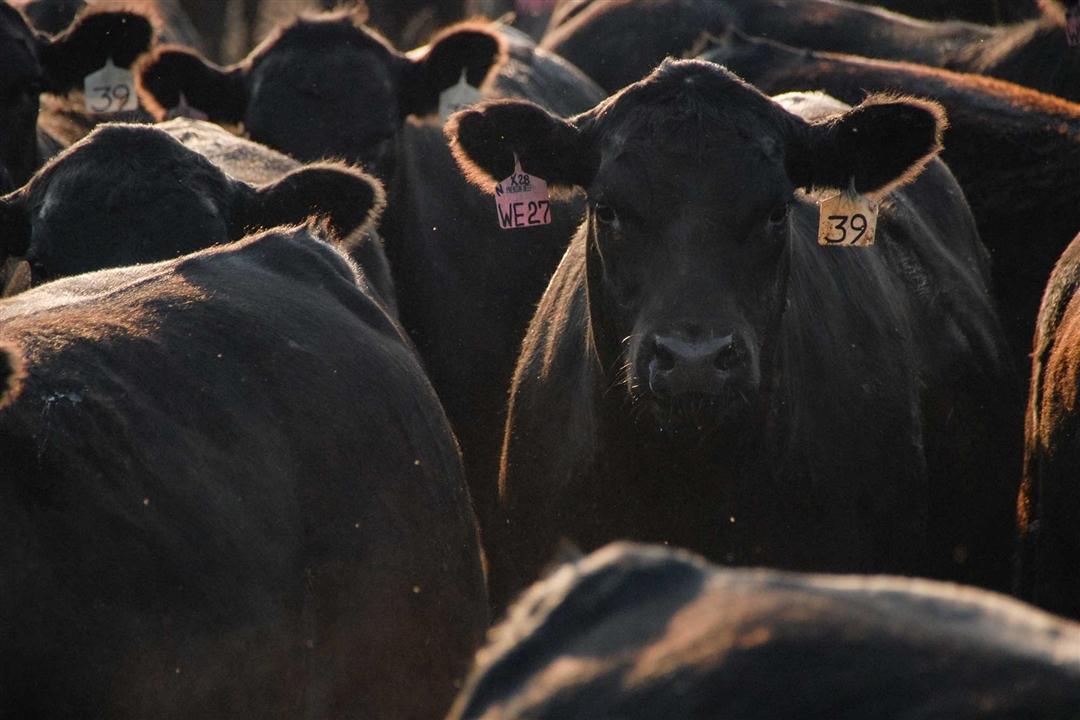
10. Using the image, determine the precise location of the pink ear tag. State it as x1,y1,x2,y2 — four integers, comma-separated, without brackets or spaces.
494,154,551,230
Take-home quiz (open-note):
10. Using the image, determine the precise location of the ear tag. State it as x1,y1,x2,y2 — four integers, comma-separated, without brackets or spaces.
439,70,483,123
817,182,878,247
83,58,138,114
495,154,552,230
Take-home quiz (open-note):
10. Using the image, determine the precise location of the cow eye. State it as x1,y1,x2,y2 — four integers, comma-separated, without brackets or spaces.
594,203,617,224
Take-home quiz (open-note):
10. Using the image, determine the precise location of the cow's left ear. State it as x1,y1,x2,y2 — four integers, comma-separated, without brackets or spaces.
446,99,596,192
232,163,387,239
399,24,505,118
787,95,946,196
38,10,155,94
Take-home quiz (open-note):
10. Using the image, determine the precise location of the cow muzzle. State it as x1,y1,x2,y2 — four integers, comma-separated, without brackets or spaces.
647,332,753,399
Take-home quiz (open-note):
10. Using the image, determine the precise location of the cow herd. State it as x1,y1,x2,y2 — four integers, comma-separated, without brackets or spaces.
0,0,1078,718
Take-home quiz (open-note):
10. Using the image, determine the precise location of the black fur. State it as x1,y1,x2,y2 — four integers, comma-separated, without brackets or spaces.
450,543,1080,720
0,225,487,718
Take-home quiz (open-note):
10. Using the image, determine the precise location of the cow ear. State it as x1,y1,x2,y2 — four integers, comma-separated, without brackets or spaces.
0,341,25,410
446,99,595,193
137,46,247,123
787,95,946,196
232,163,386,239
38,10,155,94
400,24,505,118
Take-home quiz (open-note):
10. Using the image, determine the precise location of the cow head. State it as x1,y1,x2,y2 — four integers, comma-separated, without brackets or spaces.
0,123,384,285
448,59,943,435
0,4,153,186
137,10,505,182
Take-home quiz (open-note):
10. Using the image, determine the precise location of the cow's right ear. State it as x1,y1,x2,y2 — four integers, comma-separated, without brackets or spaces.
232,163,386,239
38,10,155,94
445,100,595,193
0,341,25,410
137,46,247,123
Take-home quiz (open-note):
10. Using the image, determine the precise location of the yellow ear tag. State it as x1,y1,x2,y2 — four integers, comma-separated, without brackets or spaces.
439,70,483,124
817,185,878,247
83,58,138,114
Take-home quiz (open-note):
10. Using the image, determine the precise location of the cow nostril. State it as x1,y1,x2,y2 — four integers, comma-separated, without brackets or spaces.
714,342,741,371
654,342,675,371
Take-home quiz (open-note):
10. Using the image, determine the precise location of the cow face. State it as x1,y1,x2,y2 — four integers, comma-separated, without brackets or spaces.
138,11,504,182
0,5,153,187
0,124,384,285
448,60,943,435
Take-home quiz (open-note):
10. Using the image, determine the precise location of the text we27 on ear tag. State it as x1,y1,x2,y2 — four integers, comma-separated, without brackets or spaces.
83,59,138,114
495,155,552,230
439,70,483,124
817,186,878,247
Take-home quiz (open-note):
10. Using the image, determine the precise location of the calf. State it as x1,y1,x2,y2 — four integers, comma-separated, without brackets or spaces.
138,11,605,538
449,543,1080,720
0,222,488,719
0,122,386,298
448,60,1018,607
700,31,1080,385
1020,231,1080,619
0,3,153,186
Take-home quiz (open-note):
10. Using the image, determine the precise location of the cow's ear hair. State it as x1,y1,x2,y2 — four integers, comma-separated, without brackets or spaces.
446,100,595,193
38,10,155,94
0,341,25,410
137,46,247,123
787,94,946,196
400,24,505,118
232,163,387,239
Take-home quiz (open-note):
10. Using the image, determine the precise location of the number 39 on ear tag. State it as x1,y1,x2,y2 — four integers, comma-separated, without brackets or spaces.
495,154,552,230
83,59,138,114
817,189,878,247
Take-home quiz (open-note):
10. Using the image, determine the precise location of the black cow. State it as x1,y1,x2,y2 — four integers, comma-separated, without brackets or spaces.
448,60,1018,607
449,543,1080,720
0,222,488,719
724,0,1080,102
542,0,1080,102
1020,231,1080,620
0,3,153,187
539,0,736,93
138,11,604,539
700,31,1080,388
0,122,388,301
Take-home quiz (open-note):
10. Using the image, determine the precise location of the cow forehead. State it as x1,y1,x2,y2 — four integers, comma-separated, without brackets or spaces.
31,128,229,205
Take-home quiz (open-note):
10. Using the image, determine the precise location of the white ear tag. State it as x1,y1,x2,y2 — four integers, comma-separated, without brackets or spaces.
817,185,878,247
439,70,483,123
494,154,552,230
83,58,138,114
